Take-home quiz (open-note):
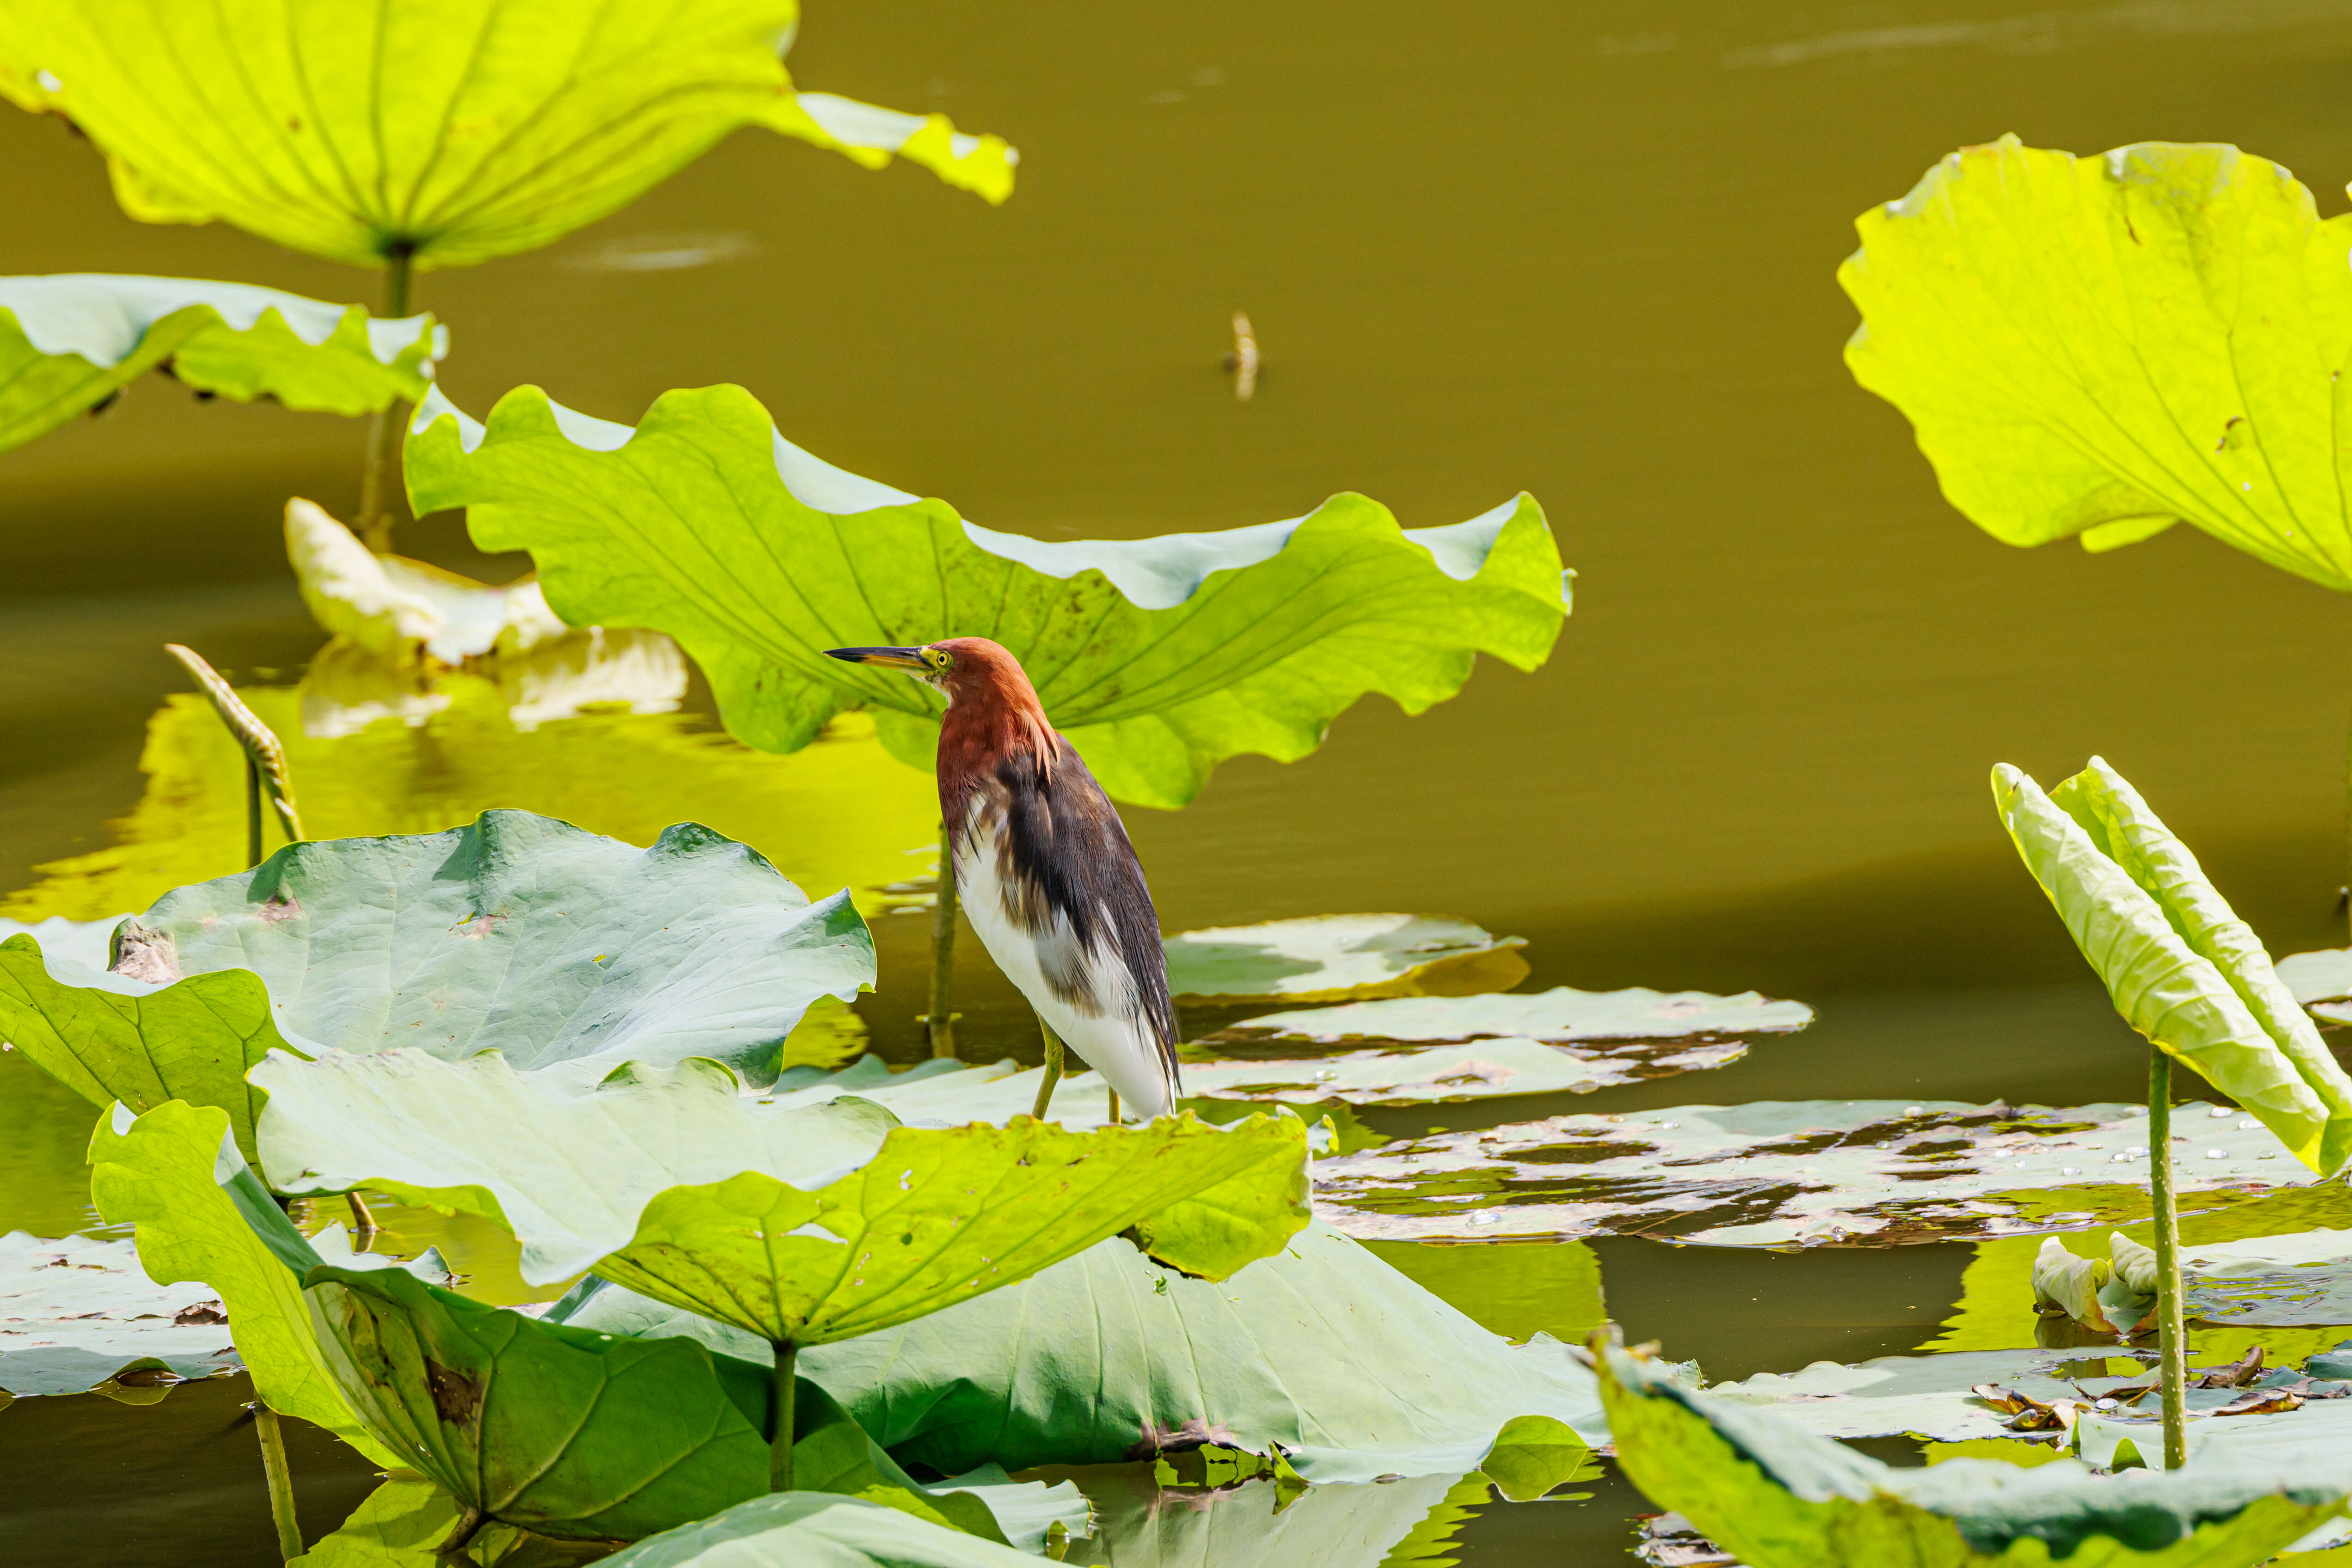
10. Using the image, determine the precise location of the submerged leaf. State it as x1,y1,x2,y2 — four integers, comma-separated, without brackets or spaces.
0,1230,241,1398
404,385,1569,808
1598,1336,2352,1567
0,275,441,452
254,1046,1310,1342
4,810,873,1165
1162,914,1530,1003
1842,136,2352,591
559,1219,1606,1485
1313,1098,2306,1245
1995,760,2352,1174
1,2,1013,269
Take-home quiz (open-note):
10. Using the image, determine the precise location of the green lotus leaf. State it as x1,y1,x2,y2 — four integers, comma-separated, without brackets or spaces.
92,1098,1077,1547
599,1494,1041,1568
87,1099,419,1464
403,385,1570,808
288,1475,607,1568
0,274,442,453
0,2,1012,270
0,914,122,973
255,1045,1310,1343
1995,759,2352,1175
1162,914,1530,1003
2,808,872,1165
2176,1227,2352,1326
1058,1468,1482,1568
1213,984,1816,1047
1,683,938,929
0,1229,241,1400
557,1218,1605,1485
1597,1336,2352,1567
1841,136,2352,591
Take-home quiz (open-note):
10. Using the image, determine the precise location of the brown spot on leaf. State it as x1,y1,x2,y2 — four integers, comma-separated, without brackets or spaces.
258,892,302,925
426,1358,483,1427
110,923,181,984
1124,1415,1240,1460
173,1301,228,1326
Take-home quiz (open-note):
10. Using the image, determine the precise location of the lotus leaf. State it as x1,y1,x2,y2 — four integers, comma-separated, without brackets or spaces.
1597,1337,2352,1566
557,1219,1605,1485
88,1099,432,1463
1161,915,1530,1003
0,1230,241,1399
2032,1233,2157,1334
2073,1391,2352,1472
1056,1469,1477,1568
1841,136,2352,591
1213,984,1814,1047
1995,760,2352,1174
2274,949,2352,1025
597,1494,1040,1568
0,914,122,974
287,1475,603,1567
2178,1229,2352,1326
287,499,566,666
0,274,442,452
402,385,1569,808
0,1,1013,270
1311,1098,2306,1245
252,1045,1311,1341
2,684,937,928
1181,1035,1754,1102
4,808,872,1165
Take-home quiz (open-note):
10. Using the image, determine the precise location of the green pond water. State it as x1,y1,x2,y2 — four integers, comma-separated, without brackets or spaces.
9,0,2352,1562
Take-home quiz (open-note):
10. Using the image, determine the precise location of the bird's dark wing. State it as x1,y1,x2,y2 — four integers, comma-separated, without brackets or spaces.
977,736,1179,1083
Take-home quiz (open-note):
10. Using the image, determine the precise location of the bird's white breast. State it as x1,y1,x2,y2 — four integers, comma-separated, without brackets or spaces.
954,812,1176,1118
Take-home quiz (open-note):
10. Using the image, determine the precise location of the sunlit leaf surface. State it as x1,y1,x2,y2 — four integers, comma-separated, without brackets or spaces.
1163,914,1529,1003
1843,136,2352,591
405,385,1569,808
598,1494,1040,1568
1996,759,2352,1174
0,274,441,452
253,1046,1311,1341
1312,1099,2310,1245
0,2,1013,269
562,1219,1604,1485
1599,1338,2352,1567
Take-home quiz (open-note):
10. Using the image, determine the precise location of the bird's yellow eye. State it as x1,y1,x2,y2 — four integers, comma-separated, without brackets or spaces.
928,649,951,669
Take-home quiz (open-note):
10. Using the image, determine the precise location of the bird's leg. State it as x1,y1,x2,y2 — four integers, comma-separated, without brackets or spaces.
1031,1016,1066,1120
1107,1089,1121,1125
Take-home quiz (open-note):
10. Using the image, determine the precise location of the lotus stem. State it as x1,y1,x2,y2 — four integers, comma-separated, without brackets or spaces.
165,645,302,865
2147,1047,2187,1469
252,1402,304,1560
357,242,416,553
1229,311,1259,402
769,1339,799,1492
346,1191,379,1243
926,845,959,1059
1032,1017,1065,1120
1107,1088,1121,1125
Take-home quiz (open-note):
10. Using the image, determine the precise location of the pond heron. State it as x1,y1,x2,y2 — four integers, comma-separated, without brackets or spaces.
824,637,1181,1121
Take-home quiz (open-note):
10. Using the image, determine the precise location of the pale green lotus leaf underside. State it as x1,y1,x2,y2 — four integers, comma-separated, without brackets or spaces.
286,498,564,665
601,1494,1041,1568
253,1046,1311,1344
1599,1339,2352,1566
1215,984,1816,1046
1162,914,1530,1003
1842,136,2352,593
1996,760,2352,1174
0,273,441,452
1,809,873,1169
0,2,1013,270
1313,1098,2307,1245
0,1229,240,1398
404,384,1570,808
560,1219,1606,1486
0,914,123,972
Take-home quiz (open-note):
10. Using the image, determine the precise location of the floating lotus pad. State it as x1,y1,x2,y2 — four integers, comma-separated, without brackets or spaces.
2275,949,2352,1025
0,809,873,1164
252,1047,1311,1343
0,1230,239,1399
1996,760,2352,1175
404,385,1569,809
2073,1389,2352,1473
559,1219,1605,1487
2178,1229,2352,1327
1184,1035,1752,1103
1162,914,1529,1003
1598,1337,2352,1567
1311,1099,2309,1246
0,2,1014,270
0,274,442,452
1842,137,2352,593
1213,985,1815,1046
599,1494,1045,1568
91,1100,1083,1547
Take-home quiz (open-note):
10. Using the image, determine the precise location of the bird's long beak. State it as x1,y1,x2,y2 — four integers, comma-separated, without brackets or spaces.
824,645,930,671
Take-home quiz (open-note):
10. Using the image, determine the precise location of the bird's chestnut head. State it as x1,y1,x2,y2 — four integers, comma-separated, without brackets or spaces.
824,637,1044,714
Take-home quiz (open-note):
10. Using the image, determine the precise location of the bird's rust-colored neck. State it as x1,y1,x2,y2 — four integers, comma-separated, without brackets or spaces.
932,638,1057,832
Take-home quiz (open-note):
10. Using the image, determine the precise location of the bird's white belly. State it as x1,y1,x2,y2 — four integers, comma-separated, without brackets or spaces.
955,835,1174,1118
